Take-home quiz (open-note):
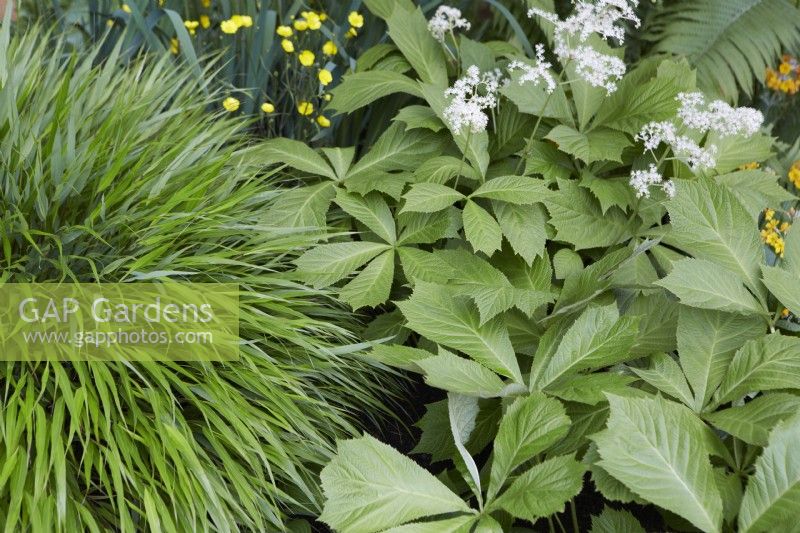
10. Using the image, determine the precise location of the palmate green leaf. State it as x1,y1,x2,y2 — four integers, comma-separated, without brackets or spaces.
394,105,445,132
367,344,432,372
738,415,800,532
413,156,479,185
714,334,800,405
448,393,483,503
524,140,574,181
396,281,523,383
397,210,452,245
490,455,584,522
762,265,800,316
339,250,395,310
677,307,764,411
665,178,764,291
714,170,795,219
322,147,356,181
544,180,633,250
345,124,442,189
710,133,775,174
580,175,635,214
295,241,391,288
488,393,571,499
383,515,476,533
593,395,724,533
704,393,800,446
584,445,646,505
462,200,503,256
240,138,336,180
319,435,471,533
590,507,646,533
649,0,800,100
656,258,765,315
493,202,548,264
501,72,573,123
628,293,679,356
335,190,396,244
631,353,695,407
328,71,423,114
401,183,464,213
544,125,631,164
546,372,637,406
263,182,335,229
397,247,454,284
417,350,506,398
470,176,551,204
387,6,448,86
536,304,640,389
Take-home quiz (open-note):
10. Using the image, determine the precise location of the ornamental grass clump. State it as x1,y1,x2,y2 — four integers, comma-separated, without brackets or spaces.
0,25,395,531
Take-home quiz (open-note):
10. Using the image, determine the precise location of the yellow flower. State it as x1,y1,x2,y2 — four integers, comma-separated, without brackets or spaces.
346,27,358,39
323,93,332,101
293,19,308,31
121,4,131,13
738,161,760,170
298,50,315,67
184,20,199,35
782,307,791,318
201,0,210,7
261,102,275,113
318,69,333,86
200,15,210,28
319,12,328,21
223,97,240,112
170,38,179,54
789,165,800,187
231,15,252,28
317,115,331,128
322,40,337,56
305,12,321,30
106,19,115,27
281,39,295,53
276,25,293,37
780,62,792,75
221,19,238,34
297,101,314,115
348,11,364,28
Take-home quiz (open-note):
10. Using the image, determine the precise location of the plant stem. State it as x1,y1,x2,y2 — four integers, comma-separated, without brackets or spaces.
570,499,580,532
454,129,473,190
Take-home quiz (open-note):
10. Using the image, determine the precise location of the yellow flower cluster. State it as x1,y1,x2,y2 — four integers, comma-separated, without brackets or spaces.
738,161,760,171
766,54,800,95
222,97,240,112
761,208,791,257
221,14,253,34
789,161,800,188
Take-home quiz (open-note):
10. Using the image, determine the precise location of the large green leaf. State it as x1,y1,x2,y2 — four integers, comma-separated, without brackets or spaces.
590,507,646,533
462,200,503,256
493,202,548,264
240,138,336,179
328,71,423,114
396,282,523,382
295,241,391,287
263,182,335,229
319,435,471,533
470,176,551,204
544,180,632,250
536,304,639,389
630,353,695,407
339,250,395,309
488,393,571,499
762,265,800,317
335,190,396,244
544,125,631,164
714,170,795,218
738,415,800,532
714,334,800,404
490,455,584,522
401,183,464,213
677,307,765,411
665,179,764,291
593,395,724,533
386,7,448,86
417,350,506,398
656,259,764,315
704,393,800,446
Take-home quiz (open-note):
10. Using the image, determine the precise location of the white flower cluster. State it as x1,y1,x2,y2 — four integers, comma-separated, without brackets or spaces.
428,6,471,42
629,164,676,199
675,92,764,137
528,0,639,92
443,65,503,134
508,44,557,94
636,92,764,171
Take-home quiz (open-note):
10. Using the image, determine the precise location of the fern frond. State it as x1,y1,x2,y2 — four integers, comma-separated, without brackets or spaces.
646,0,800,101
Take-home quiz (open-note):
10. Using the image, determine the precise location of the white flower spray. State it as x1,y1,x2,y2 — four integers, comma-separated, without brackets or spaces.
508,44,557,94
427,6,471,43
630,91,764,198
528,0,639,92
443,65,504,134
